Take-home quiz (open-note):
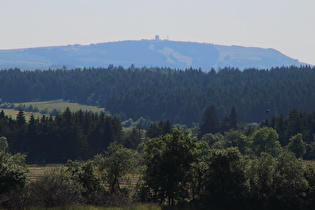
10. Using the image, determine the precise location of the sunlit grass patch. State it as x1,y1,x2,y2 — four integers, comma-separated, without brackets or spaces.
14,99,105,113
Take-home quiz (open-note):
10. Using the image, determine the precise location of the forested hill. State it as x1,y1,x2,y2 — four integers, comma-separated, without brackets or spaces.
1,65,315,125
0,39,304,70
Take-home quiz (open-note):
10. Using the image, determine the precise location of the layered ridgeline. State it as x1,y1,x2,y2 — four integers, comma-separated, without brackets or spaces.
0,38,304,71
1,66,315,125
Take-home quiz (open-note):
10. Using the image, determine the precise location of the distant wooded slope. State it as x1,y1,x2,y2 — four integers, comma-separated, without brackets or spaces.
0,39,305,71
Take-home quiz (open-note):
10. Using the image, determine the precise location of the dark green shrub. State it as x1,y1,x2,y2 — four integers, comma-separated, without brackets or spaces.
0,141,28,209
28,168,82,207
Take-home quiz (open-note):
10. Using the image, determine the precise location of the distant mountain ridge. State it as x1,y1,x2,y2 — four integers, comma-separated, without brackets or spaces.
0,39,305,71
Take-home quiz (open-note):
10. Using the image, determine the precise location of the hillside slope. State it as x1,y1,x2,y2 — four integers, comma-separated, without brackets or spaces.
0,39,304,71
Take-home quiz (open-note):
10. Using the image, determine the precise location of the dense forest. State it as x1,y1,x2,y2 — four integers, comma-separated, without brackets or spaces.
2,65,315,209
1,65,315,125
260,109,315,159
0,109,123,163
1,105,315,163
2,123,315,209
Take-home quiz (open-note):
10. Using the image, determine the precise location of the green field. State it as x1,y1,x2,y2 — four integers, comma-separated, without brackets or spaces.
1,99,106,120
14,99,105,113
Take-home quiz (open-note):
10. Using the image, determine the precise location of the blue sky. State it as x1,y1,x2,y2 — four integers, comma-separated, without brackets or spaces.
1,0,314,65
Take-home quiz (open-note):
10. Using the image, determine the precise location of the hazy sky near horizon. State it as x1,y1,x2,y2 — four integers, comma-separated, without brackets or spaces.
1,0,314,65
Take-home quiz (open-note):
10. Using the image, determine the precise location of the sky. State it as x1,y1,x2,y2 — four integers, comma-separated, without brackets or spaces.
1,0,314,65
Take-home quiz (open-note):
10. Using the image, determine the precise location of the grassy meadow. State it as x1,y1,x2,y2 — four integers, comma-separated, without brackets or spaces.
1,99,105,120
0,108,44,120
14,99,105,113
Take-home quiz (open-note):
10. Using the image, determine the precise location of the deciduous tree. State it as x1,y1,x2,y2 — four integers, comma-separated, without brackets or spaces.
143,128,202,205
251,127,281,157
94,142,138,194
288,133,306,158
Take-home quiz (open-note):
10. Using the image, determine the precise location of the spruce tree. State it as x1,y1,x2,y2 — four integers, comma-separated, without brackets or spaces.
198,105,218,139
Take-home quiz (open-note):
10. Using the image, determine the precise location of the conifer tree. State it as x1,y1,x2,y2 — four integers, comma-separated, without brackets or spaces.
198,105,218,139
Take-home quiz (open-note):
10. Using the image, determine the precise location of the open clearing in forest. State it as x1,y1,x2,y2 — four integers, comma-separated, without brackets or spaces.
27,165,64,181
0,108,44,120
1,99,105,119
27,166,139,187
28,160,315,183
14,99,105,113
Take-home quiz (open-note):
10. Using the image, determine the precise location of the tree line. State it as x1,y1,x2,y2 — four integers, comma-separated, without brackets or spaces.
1,105,315,163
260,108,315,159
0,108,123,163
1,65,315,125
197,105,314,160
